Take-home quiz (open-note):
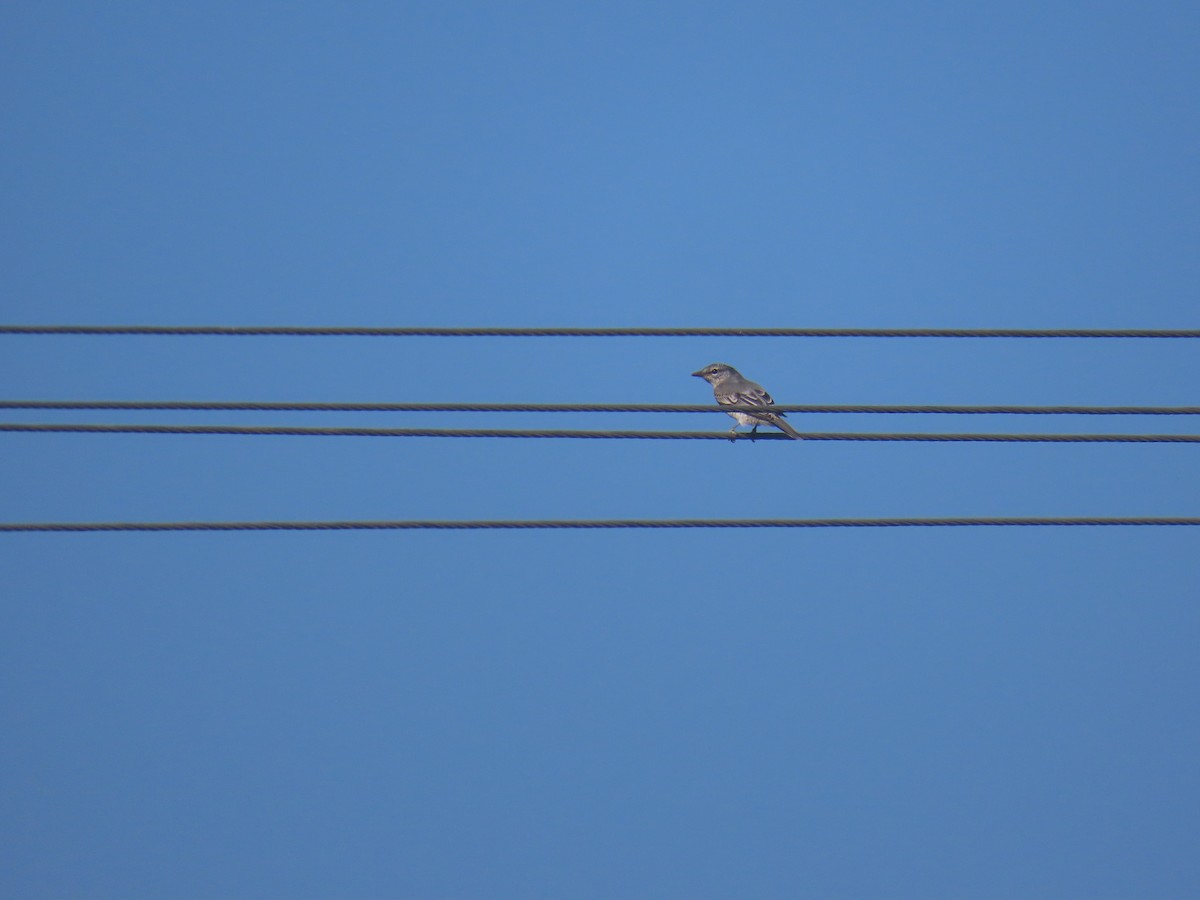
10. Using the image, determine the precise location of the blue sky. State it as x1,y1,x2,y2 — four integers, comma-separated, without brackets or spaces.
2,3,1198,897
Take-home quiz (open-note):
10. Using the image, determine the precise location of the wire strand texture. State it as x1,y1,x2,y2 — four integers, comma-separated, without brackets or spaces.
2,423,1198,441
3,517,1199,533
3,401,1199,415
3,325,1200,338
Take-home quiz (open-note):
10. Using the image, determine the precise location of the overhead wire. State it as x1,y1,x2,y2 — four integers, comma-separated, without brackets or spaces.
2,325,1200,338
2,423,1198,441
2,401,1198,415
3,517,1199,533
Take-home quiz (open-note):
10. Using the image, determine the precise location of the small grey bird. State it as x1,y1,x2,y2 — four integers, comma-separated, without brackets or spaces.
692,362,803,441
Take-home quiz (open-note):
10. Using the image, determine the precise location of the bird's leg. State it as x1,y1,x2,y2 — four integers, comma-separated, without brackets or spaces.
750,424,759,442
727,424,739,443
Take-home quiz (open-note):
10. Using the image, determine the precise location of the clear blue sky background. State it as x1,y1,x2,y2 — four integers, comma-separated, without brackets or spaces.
2,3,1199,897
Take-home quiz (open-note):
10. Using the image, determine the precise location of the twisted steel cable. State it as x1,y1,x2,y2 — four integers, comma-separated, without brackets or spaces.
2,401,1198,415
2,423,1199,441
3,517,1199,533
3,325,1200,338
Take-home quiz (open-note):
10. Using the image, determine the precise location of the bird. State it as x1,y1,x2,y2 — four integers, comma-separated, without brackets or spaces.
691,362,803,441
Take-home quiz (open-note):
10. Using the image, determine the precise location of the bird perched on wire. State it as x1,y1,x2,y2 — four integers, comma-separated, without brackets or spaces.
692,362,804,441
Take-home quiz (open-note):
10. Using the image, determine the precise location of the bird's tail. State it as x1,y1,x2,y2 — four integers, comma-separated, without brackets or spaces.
770,414,804,440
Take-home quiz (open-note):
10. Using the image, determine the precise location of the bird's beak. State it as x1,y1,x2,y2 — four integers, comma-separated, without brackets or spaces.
691,369,706,378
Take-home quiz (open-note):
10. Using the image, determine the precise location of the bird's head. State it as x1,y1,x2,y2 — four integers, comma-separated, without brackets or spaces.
691,362,737,385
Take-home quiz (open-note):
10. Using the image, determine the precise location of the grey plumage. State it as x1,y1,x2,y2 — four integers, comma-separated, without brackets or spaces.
691,362,804,441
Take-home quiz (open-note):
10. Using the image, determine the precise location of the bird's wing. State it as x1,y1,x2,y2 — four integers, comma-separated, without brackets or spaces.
719,383,784,416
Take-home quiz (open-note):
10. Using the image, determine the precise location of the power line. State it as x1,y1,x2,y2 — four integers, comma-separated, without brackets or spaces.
2,517,1198,533
3,423,1199,441
3,401,1198,416
3,325,1200,338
